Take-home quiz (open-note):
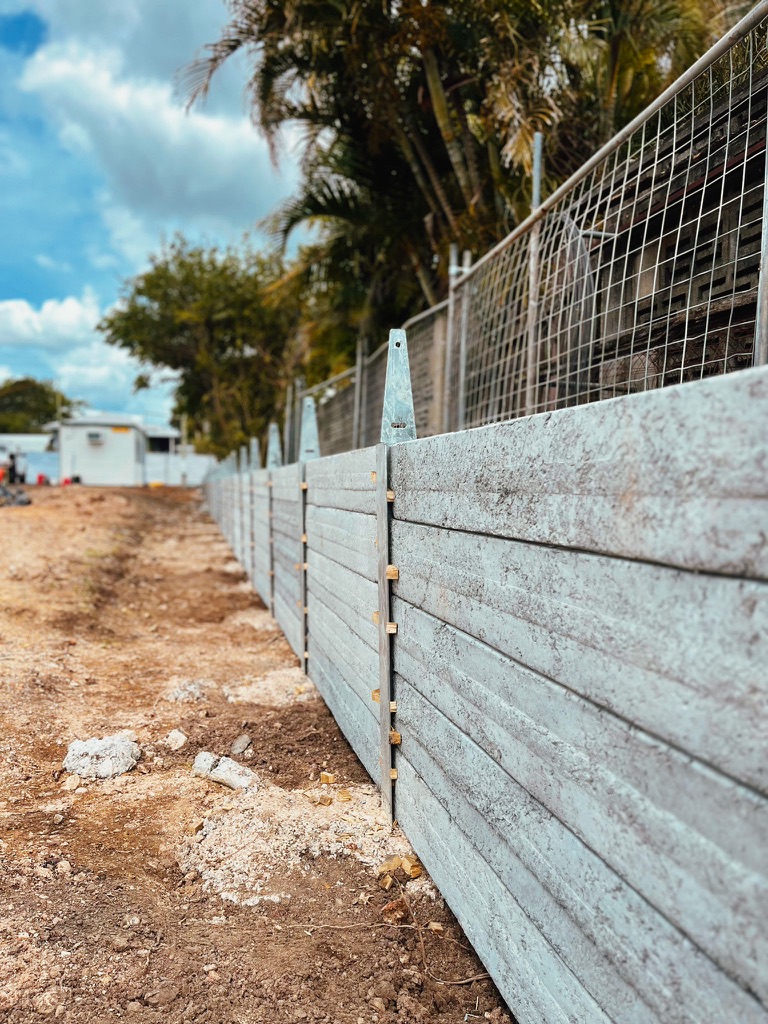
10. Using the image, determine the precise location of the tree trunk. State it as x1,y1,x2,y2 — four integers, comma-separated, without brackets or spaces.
409,126,461,237
422,48,475,210
407,245,439,306
396,127,443,225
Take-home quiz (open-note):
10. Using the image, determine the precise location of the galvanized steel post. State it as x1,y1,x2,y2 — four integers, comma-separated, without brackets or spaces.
377,328,416,821
525,131,544,416
298,397,320,674
755,142,768,366
456,249,473,430
266,421,282,616
443,243,461,434
352,336,364,450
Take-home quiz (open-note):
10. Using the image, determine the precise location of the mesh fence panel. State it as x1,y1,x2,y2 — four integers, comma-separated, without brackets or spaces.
295,11,768,452
361,344,388,447
403,302,449,437
316,376,356,455
450,15,768,430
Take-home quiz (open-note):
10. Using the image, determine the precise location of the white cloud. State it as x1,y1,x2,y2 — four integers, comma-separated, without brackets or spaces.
0,289,100,352
53,341,176,421
0,0,296,417
3,0,246,110
20,41,294,266
35,254,73,273
0,365,11,384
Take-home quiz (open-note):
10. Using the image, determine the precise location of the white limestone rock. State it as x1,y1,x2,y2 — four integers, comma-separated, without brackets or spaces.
63,734,141,779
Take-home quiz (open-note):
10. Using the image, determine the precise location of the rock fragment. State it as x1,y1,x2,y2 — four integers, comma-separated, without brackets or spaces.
165,729,187,751
192,751,258,791
63,734,140,779
144,982,179,1007
230,733,252,756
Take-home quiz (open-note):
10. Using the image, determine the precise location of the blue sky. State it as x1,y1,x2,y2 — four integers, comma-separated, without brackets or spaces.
0,1,298,423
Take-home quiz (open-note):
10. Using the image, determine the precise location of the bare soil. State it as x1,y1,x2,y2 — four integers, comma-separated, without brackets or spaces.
0,487,513,1024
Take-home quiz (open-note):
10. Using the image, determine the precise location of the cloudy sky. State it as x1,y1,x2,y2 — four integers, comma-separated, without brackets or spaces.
0,1,297,423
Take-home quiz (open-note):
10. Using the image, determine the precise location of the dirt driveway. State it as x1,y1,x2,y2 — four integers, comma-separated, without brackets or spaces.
0,487,513,1024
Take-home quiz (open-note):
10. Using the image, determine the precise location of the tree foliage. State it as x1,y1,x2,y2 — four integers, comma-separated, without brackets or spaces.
186,0,727,357
97,237,299,457
0,378,82,433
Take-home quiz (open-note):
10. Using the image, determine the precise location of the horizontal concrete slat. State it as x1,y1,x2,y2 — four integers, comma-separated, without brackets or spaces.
308,551,378,652
273,591,302,657
395,756,614,1024
389,366,768,579
393,600,768,1012
390,520,768,793
305,505,377,582
306,445,378,514
309,648,378,779
308,592,378,710
272,463,303,503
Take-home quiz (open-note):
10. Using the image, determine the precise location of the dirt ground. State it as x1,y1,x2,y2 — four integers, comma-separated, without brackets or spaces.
0,487,514,1024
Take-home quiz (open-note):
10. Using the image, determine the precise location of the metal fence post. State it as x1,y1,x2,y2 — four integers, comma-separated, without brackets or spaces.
352,336,364,449
377,328,417,821
755,145,768,365
291,378,304,463
456,249,473,430
298,397,319,675
266,421,282,616
283,383,293,465
443,243,460,434
525,132,544,415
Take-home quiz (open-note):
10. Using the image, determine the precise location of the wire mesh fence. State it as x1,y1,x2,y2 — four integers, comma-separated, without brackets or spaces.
293,4,768,454
307,367,357,456
449,7,768,430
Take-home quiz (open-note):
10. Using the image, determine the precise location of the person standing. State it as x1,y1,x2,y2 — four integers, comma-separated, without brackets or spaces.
7,453,17,485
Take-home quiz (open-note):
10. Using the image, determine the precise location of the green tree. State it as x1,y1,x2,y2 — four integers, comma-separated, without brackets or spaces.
187,0,716,352
0,378,83,433
98,236,299,457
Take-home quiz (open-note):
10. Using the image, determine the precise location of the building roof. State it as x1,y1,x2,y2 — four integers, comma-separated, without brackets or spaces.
145,424,181,439
0,433,52,454
44,415,180,438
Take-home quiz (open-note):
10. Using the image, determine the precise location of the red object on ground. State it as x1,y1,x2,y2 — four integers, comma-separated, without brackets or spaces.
62,477,72,486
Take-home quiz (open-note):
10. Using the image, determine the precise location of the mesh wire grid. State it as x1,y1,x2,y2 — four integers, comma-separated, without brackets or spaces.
449,16,768,430
294,10,768,451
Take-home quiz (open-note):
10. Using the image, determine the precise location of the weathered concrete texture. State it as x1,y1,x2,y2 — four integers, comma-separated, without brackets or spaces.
63,734,141,779
389,365,768,579
306,446,380,783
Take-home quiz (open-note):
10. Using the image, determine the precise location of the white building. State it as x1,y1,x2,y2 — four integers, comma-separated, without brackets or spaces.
50,415,147,486
43,416,217,487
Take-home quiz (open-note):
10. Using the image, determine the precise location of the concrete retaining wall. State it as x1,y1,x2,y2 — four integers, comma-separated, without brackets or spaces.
206,366,768,1024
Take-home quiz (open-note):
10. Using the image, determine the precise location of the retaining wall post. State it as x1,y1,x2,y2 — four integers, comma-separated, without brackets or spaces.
298,397,320,674
377,328,417,821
